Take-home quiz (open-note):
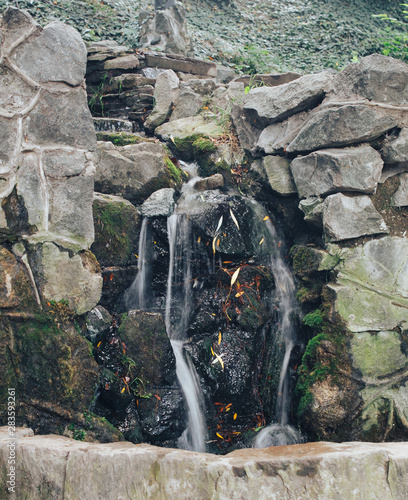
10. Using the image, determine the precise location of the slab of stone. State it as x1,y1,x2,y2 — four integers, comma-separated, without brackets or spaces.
193,173,224,191
299,197,324,228
322,193,388,242
1,7,41,54
0,117,19,173
234,72,302,88
392,173,408,206
328,54,408,104
24,88,97,151
180,78,217,96
261,155,297,196
290,146,383,199
351,331,408,380
382,128,408,164
0,66,37,115
31,242,102,315
155,114,223,141
1,428,408,500
243,71,332,128
170,88,204,121
327,236,408,332
140,188,175,217
145,52,217,77
95,141,171,204
287,105,397,153
104,54,139,70
43,149,87,177
12,21,87,86
144,69,179,131
256,111,309,154
216,65,235,84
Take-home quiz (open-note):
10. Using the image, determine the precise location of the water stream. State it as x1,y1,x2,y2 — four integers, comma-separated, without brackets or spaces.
253,203,301,448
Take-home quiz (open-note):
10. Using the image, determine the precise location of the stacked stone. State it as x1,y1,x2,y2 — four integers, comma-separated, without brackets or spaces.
0,7,101,314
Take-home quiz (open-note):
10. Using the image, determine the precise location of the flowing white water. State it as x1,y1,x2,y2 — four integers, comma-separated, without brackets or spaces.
165,187,207,452
124,218,151,311
253,203,301,448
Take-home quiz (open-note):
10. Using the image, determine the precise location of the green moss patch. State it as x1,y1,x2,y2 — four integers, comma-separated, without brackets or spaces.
167,134,220,177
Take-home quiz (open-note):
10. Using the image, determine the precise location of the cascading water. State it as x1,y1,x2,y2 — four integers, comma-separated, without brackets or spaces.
124,218,151,311
165,210,207,452
253,202,302,448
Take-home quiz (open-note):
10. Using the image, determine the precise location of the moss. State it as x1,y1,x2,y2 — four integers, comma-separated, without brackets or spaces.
303,310,324,329
167,134,219,177
92,199,139,267
164,156,187,186
291,246,321,277
96,132,153,146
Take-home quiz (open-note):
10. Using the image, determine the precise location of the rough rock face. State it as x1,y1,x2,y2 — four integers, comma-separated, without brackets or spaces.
0,8,101,315
1,429,408,500
243,71,333,128
322,193,388,242
95,141,173,204
290,146,383,199
144,69,179,131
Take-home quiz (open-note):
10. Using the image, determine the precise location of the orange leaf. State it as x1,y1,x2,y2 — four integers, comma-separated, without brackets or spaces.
233,413,237,420
154,394,161,401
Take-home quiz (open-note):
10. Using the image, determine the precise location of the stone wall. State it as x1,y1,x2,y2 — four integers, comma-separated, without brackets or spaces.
1,427,408,499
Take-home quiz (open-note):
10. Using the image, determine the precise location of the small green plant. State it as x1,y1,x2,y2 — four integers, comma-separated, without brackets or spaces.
303,310,324,329
373,5,408,62
89,72,108,115
231,44,278,75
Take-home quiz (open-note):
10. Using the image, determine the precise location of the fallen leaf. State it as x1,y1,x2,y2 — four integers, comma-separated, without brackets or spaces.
233,413,237,420
259,238,264,245
218,331,222,345
216,432,224,439
263,216,270,221
231,268,240,286
230,208,240,230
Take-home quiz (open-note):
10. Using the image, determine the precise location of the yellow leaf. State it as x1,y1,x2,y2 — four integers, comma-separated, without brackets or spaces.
217,238,220,247
263,216,270,221
259,237,264,245
212,313,216,316
226,407,231,412
218,331,222,345
197,236,201,243
216,433,224,440
212,237,216,254
235,291,244,298
230,208,240,230
121,387,125,394
211,347,215,356
231,268,240,287
233,413,237,420
135,254,138,259
97,341,102,348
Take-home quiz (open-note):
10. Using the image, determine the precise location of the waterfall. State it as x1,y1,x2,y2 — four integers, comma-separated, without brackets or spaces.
253,203,302,448
124,218,151,311
165,211,207,452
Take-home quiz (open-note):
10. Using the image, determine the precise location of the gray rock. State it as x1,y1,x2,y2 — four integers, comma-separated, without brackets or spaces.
194,173,224,191
104,54,139,70
145,53,217,77
327,236,408,332
299,197,324,229
0,246,35,309
0,117,19,173
170,88,204,121
290,146,383,199
328,54,408,104
85,305,113,344
95,141,171,204
93,118,133,133
322,193,389,242
1,7,41,54
30,242,102,315
140,4,193,56
47,175,95,251
256,111,309,154
243,71,333,128
24,88,97,151
392,173,408,207
234,72,302,88
12,21,87,86
216,65,235,84
382,128,408,164
144,69,179,131
140,188,175,217
2,428,408,499
180,78,217,96
287,105,397,153
155,114,223,141
261,155,297,196
0,66,37,115
43,149,87,177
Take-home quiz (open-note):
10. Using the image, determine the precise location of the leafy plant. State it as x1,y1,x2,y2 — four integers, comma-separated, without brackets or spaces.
231,44,279,75
373,4,408,62
88,72,108,115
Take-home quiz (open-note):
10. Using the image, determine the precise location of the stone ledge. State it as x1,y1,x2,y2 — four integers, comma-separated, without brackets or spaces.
1,428,407,499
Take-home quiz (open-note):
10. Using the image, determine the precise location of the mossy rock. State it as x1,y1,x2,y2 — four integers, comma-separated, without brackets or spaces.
92,193,141,267
96,132,153,146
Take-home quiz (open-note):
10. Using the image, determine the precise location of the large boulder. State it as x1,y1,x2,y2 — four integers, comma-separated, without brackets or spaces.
170,88,204,121
95,141,173,204
140,188,176,217
144,69,179,131
327,54,408,104
322,193,388,242
29,242,102,315
92,192,141,267
243,71,333,128
290,146,383,199
287,105,397,153
327,236,408,332
253,156,297,196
